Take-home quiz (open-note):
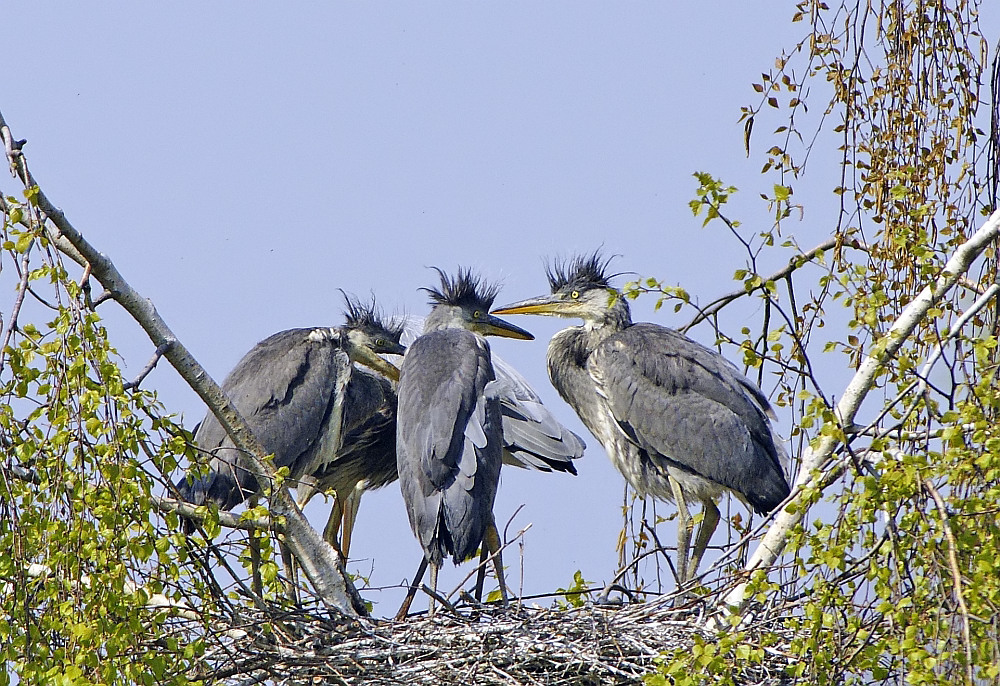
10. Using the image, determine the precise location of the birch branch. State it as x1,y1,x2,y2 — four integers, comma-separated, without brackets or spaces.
680,235,868,333
0,108,364,619
717,208,1000,615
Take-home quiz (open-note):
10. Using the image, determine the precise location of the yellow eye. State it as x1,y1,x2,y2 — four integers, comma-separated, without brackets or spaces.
375,338,385,347
571,290,580,299
473,311,482,319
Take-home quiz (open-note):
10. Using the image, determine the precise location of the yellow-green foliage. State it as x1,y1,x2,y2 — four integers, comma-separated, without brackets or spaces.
643,2,999,684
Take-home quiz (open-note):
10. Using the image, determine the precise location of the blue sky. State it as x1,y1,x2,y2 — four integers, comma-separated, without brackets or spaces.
4,2,943,615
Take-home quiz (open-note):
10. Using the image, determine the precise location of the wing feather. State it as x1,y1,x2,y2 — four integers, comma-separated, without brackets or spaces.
178,328,348,509
590,323,788,512
396,329,503,564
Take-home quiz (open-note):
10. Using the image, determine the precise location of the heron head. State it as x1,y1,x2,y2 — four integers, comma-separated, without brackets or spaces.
422,267,534,340
342,294,407,380
492,251,630,327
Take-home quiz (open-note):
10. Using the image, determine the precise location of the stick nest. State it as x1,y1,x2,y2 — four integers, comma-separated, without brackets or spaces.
194,597,801,684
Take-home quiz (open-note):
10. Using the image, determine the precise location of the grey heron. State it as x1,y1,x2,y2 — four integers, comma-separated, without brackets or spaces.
298,317,586,563
175,295,406,557
396,268,534,615
493,252,790,585
295,368,397,559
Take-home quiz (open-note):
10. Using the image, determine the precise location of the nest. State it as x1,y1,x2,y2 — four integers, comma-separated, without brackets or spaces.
193,596,801,685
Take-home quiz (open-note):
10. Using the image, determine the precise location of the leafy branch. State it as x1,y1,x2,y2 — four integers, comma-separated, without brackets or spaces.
0,108,365,618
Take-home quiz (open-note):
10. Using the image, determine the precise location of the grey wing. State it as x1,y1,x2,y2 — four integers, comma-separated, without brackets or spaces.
396,331,502,564
310,369,398,495
405,316,584,472
444,378,503,564
590,324,789,513
492,354,585,473
398,315,423,347
177,328,348,510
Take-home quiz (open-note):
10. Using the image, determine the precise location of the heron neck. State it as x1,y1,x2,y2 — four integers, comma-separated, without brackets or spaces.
423,305,477,334
584,295,631,339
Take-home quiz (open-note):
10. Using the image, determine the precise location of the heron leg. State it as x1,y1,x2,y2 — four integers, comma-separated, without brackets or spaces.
247,496,264,597
321,495,345,560
473,545,489,602
668,476,693,585
279,540,299,603
428,562,439,617
688,500,720,583
394,557,428,621
482,519,509,606
338,485,364,562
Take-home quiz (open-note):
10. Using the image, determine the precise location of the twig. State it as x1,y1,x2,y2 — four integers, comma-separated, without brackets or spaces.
446,523,533,604
923,480,975,686
0,107,363,618
598,545,678,602
915,282,1000,397
6,464,275,534
123,341,172,390
716,208,1000,618
0,238,34,376
153,495,274,533
681,236,867,333
420,585,463,618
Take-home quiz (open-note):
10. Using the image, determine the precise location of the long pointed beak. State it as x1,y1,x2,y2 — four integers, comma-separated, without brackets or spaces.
479,314,534,340
492,294,569,317
356,348,402,381
381,341,407,357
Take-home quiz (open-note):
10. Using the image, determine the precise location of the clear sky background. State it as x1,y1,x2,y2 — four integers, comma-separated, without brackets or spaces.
7,3,993,616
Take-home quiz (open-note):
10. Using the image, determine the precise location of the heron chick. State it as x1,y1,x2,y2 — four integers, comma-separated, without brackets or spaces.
396,268,533,615
303,317,588,566
493,252,790,585
175,295,406,547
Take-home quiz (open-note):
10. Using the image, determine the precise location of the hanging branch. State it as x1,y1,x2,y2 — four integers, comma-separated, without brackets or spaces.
0,108,365,619
715,208,1000,618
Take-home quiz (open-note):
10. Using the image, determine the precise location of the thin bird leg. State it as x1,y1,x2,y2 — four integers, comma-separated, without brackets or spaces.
428,562,439,617
394,557,428,621
473,545,490,602
248,496,264,597
279,485,332,601
279,540,299,604
321,496,345,560
338,485,364,561
687,500,720,583
668,476,694,584
482,518,509,606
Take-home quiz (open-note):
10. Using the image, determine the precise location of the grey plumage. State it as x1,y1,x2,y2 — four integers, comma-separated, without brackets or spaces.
395,268,534,614
397,327,504,565
175,297,406,524
399,316,585,476
301,318,585,561
493,251,790,584
302,368,398,501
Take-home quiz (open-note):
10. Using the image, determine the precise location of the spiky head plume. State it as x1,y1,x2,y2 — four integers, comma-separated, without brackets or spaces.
423,267,501,312
545,251,618,294
341,292,405,344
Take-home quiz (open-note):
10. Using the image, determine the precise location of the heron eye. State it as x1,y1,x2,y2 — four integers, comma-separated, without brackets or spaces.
473,310,482,319
571,290,580,299
375,338,385,347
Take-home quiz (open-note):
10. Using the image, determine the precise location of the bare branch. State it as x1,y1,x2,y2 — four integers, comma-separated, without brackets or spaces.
123,341,172,390
153,495,274,533
681,236,868,333
0,108,364,618
716,208,1000,617
923,480,974,685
